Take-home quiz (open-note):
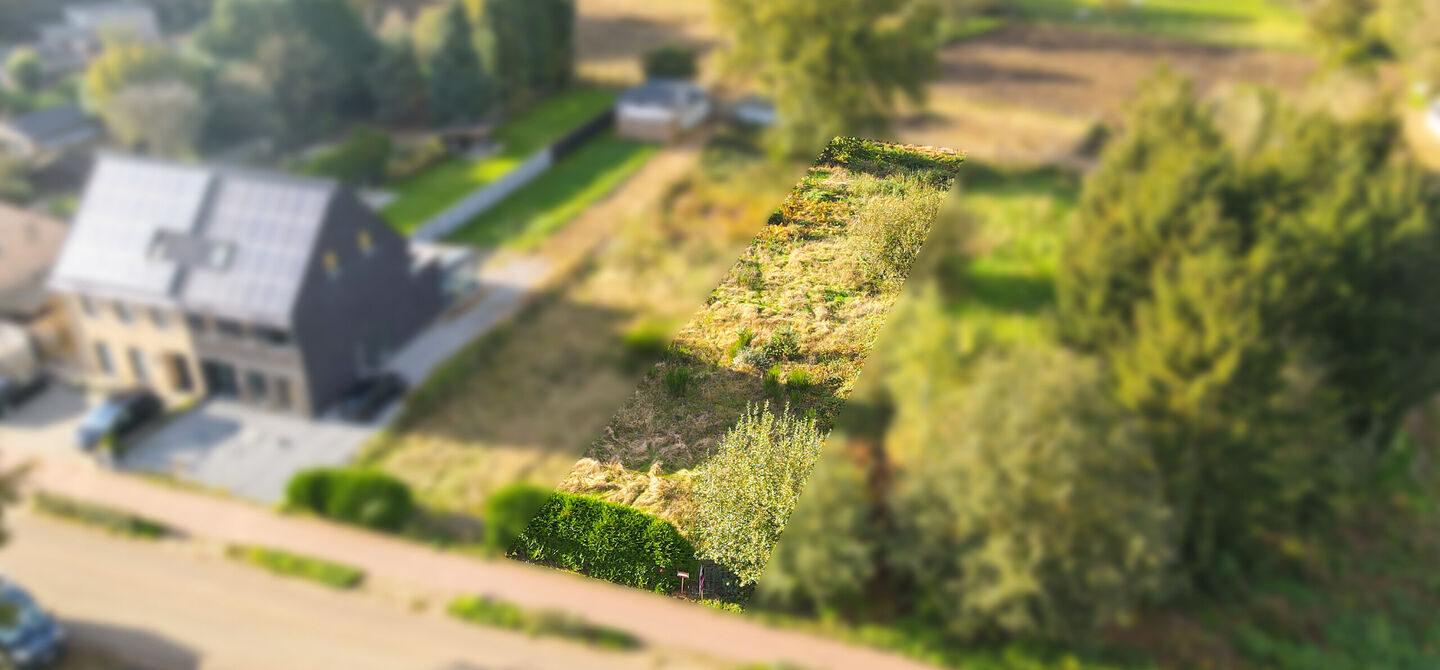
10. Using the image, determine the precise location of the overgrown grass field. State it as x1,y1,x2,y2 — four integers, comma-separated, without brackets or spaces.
380,88,617,233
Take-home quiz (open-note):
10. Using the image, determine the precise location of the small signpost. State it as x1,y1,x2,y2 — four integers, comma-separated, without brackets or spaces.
677,569,690,595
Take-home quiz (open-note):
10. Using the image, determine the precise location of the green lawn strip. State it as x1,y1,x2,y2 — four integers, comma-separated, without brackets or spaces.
225,544,365,589
32,492,172,539
947,164,1078,344
1010,0,1307,50
445,133,658,249
446,594,642,651
381,87,618,232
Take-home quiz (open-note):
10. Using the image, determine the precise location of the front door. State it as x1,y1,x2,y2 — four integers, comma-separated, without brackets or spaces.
200,359,238,397
164,353,194,393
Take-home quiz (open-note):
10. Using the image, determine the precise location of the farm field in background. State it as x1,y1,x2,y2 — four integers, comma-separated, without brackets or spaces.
1010,0,1307,49
380,88,617,233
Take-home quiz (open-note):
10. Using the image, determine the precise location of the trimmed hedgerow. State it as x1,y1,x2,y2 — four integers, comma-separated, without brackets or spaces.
512,492,696,593
284,467,415,532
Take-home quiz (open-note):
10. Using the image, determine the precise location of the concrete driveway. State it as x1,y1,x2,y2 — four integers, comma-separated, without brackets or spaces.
0,383,99,465
118,400,391,504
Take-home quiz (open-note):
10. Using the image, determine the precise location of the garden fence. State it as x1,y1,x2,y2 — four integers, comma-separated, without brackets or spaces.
410,107,616,242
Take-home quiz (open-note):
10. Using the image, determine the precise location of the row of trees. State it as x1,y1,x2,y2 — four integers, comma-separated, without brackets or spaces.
757,73,1440,641
81,0,574,158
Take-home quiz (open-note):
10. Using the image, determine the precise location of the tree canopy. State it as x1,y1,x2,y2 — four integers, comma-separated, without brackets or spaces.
712,0,940,155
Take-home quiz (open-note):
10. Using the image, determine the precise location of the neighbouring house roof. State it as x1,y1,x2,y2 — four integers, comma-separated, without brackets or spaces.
1,105,102,153
49,154,342,327
0,202,67,320
618,79,707,111
61,3,161,41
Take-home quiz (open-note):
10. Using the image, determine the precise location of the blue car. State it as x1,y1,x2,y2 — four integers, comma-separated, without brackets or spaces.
0,581,65,668
75,389,163,450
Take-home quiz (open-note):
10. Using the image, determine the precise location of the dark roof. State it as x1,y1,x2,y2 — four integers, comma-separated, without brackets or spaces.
3,105,100,149
49,154,342,326
618,79,707,109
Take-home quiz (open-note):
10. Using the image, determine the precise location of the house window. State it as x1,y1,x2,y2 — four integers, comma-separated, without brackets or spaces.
254,327,290,347
216,319,244,338
324,251,341,279
80,296,96,317
94,341,113,375
358,230,374,256
150,307,168,329
113,301,132,324
244,370,268,401
128,347,148,384
186,313,207,333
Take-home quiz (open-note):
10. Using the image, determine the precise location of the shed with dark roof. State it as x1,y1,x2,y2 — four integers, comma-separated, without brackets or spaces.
0,105,102,160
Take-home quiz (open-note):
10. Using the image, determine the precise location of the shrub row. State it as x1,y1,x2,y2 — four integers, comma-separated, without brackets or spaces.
32,492,170,539
226,544,365,589
512,492,696,593
446,595,640,651
298,127,392,186
284,468,415,532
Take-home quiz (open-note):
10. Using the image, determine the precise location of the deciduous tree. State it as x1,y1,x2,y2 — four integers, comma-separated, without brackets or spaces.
712,0,940,155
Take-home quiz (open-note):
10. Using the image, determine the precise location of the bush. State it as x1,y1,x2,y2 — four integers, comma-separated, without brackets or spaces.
762,325,802,362
694,403,825,584
663,366,693,396
513,492,697,593
284,468,415,532
484,482,552,554
642,44,698,80
33,492,170,539
386,137,449,181
727,327,757,358
447,595,642,650
300,127,392,186
226,545,365,589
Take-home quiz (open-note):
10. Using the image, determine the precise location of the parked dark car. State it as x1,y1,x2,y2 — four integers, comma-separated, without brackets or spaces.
75,389,163,450
0,375,47,418
0,580,66,668
337,373,407,422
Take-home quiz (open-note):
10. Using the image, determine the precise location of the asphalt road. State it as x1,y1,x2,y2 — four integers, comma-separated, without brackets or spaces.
0,512,709,670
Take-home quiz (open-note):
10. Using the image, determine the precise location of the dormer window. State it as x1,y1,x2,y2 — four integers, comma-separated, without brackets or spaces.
358,230,374,256
324,251,340,279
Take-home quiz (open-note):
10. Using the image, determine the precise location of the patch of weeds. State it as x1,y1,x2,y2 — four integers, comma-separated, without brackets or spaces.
664,367,693,396
33,492,172,540
785,369,813,404
734,347,772,370
763,366,783,400
447,595,642,651
226,545,365,589
727,327,757,358
736,260,765,292
762,325,802,362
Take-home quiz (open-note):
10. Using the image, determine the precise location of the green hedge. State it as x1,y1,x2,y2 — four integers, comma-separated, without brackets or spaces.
32,492,171,539
484,482,553,553
512,492,696,593
447,595,641,651
284,468,415,532
226,545,365,589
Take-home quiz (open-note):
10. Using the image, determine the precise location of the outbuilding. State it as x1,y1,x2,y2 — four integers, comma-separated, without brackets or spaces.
615,79,710,143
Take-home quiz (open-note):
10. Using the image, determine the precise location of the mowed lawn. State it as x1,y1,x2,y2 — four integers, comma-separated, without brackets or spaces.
380,88,618,233
445,133,658,249
1010,0,1307,49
